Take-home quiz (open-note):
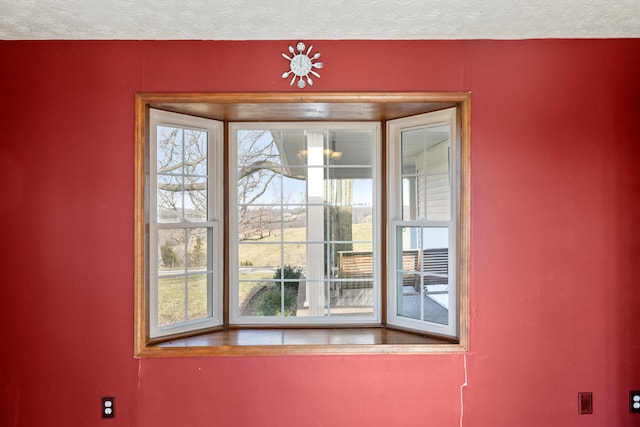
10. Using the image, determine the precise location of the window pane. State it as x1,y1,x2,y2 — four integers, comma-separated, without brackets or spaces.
282,243,306,271
239,266,302,318
282,206,306,241
396,226,449,325
334,248,375,317
237,130,281,166
187,274,209,321
158,229,185,273
401,129,423,221
234,124,377,323
157,175,182,223
282,170,307,205
184,177,207,222
237,167,281,205
158,276,185,327
330,281,374,317
238,243,281,275
424,138,450,221
327,129,373,167
157,125,183,174
186,228,208,271
426,174,450,221
401,125,451,221
240,281,299,317
183,129,208,176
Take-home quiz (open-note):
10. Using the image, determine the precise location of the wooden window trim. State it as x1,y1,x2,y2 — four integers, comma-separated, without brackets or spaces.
134,92,470,357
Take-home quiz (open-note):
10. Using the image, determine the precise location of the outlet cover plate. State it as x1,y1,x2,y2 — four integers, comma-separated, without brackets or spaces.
579,392,592,414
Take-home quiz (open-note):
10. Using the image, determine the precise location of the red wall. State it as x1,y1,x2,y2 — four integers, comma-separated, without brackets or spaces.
1,39,639,427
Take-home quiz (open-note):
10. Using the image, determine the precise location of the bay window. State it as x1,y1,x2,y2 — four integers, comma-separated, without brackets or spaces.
134,92,469,356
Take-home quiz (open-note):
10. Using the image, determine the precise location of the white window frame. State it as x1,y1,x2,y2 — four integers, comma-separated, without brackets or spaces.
387,108,459,338
228,121,382,326
148,109,224,339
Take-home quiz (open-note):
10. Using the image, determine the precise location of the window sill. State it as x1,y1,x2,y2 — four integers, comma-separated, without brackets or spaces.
136,327,465,357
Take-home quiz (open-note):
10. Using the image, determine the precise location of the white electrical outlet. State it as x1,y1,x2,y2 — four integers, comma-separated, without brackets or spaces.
102,396,115,418
631,391,640,413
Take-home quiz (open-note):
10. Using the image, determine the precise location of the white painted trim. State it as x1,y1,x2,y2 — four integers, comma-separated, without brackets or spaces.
229,122,381,326
386,108,458,338
149,109,224,338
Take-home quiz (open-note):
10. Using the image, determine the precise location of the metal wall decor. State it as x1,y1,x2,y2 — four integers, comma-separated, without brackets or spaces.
281,42,323,89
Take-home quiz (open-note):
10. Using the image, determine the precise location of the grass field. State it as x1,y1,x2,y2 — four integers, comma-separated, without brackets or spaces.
158,223,374,325
238,222,373,267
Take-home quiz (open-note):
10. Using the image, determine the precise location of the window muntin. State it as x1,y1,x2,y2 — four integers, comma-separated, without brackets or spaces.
230,123,380,325
149,109,223,339
388,108,458,337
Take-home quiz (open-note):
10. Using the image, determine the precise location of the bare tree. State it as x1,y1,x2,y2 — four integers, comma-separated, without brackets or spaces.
156,127,303,241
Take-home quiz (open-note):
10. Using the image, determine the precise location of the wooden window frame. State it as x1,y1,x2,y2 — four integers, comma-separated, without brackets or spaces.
134,92,470,357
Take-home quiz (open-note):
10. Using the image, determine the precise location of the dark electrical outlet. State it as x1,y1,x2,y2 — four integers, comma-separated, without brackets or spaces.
102,396,115,419
630,391,640,413
578,392,592,414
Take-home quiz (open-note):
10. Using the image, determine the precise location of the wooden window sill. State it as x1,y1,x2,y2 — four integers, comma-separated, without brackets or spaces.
136,327,464,357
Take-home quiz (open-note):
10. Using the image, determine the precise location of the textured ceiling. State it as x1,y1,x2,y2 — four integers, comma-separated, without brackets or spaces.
1,0,638,40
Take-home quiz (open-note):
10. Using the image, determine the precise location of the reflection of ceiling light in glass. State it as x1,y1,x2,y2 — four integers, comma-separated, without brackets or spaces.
329,132,343,159
297,148,342,160
298,132,342,160
324,148,342,160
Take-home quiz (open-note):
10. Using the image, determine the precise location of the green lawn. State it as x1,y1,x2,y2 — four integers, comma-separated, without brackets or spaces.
159,223,374,325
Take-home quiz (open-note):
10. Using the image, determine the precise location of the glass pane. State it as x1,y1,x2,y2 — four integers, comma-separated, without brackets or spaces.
238,281,263,316
187,273,209,321
273,267,303,318
157,125,183,174
397,273,420,320
184,177,207,222
238,206,280,241
256,283,292,317
280,129,306,159
282,243,306,272
158,276,185,327
238,281,298,317
157,175,182,223
183,129,208,176
401,125,451,222
187,228,208,271
336,250,373,282
282,205,306,241
158,229,185,274
238,267,279,315
425,138,450,221
426,174,450,221
396,226,450,324
352,177,373,205
298,281,327,317
234,125,377,322
238,243,281,274
330,285,374,317
237,167,281,205
237,130,281,166
425,138,449,174
402,177,414,221
327,129,373,167
282,170,307,205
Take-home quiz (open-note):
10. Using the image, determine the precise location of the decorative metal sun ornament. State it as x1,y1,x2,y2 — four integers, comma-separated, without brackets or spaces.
281,42,323,89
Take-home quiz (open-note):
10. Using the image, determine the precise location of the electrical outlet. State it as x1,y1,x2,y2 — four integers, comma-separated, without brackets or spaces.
630,391,640,413
578,392,592,414
102,396,115,419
